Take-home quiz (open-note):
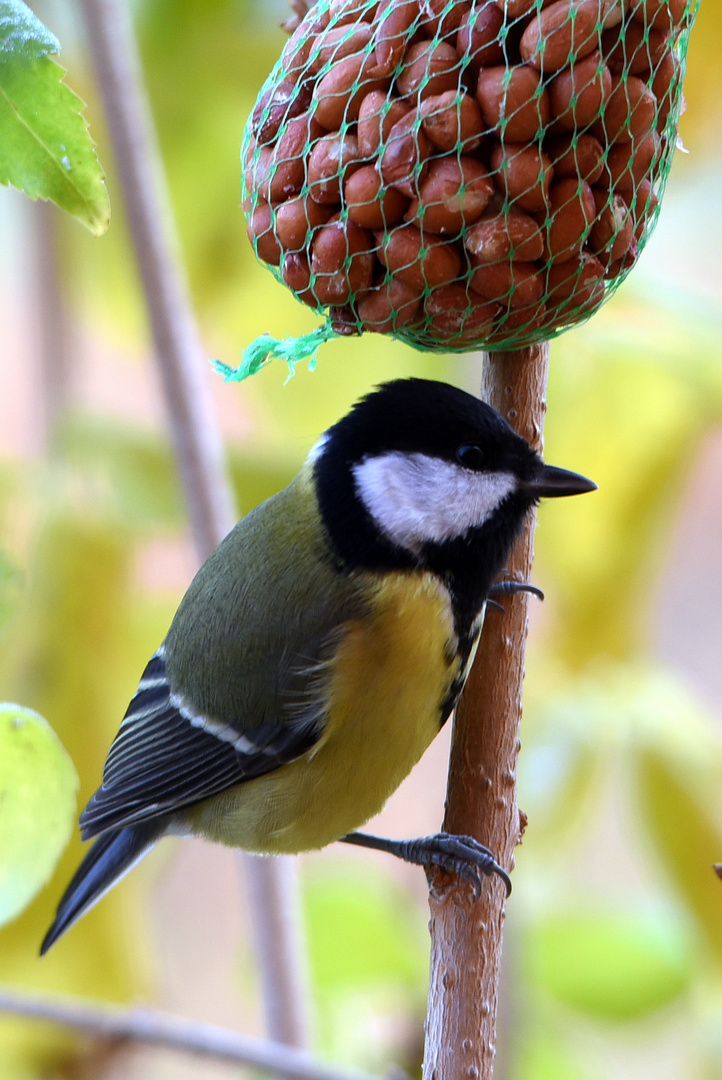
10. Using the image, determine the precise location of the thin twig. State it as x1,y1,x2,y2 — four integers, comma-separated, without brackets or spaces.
77,0,309,1047
423,343,551,1080
0,988,373,1080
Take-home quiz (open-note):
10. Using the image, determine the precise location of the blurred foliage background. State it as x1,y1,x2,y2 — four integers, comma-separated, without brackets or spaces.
1,1,721,1078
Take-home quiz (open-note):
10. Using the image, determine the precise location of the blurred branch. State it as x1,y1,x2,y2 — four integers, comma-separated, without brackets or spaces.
424,344,550,1080
244,851,311,1048
77,0,233,555
77,0,309,1049
32,199,74,454
0,988,377,1080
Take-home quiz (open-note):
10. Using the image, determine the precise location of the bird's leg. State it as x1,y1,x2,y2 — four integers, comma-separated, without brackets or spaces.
339,831,512,898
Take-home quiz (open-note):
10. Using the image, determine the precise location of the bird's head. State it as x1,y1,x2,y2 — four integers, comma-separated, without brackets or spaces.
311,378,596,586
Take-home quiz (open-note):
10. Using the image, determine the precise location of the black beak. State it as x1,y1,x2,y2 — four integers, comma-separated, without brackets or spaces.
519,462,597,499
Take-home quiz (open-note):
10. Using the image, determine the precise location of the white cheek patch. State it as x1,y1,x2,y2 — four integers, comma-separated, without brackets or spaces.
353,452,517,553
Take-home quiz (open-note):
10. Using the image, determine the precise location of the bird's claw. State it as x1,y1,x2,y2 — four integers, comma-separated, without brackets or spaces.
488,579,544,607
396,832,512,899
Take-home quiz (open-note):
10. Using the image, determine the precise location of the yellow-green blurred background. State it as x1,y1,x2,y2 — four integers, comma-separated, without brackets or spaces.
1,1,722,1077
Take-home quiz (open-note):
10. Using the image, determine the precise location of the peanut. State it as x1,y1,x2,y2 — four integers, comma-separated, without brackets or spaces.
652,51,681,128
605,130,660,192
419,0,472,40
375,223,462,290
275,195,334,251
374,0,420,75
549,52,612,130
282,252,320,308
309,22,375,74
589,189,635,261
457,3,504,69
490,141,553,212
520,0,602,73
465,210,544,261
547,133,605,184
632,177,659,240
600,0,625,29
357,92,411,158
282,20,326,79
543,177,595,261
395,40,461,101
470,259,544,308
254,118,310,204
411,156,495,234
253,77,313,145
629,0,688,33
598,74,657,142
476,64,550,141
356,277,423,331
329,0,378,25
246,200,282,265
424,283,499,342
311,216,376,304
601,21,670,76
267,114,317,202
604,245,638,279
546,251,606,307
308,132,363,204
313,53,390,130
419,90,484,153
379,110,431,196
345,165,410,228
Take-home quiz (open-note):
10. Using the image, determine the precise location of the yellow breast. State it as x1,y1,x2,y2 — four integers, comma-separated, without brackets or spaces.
190,571,459,854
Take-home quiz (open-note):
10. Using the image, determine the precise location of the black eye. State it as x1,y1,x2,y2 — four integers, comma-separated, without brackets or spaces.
456,444,486,470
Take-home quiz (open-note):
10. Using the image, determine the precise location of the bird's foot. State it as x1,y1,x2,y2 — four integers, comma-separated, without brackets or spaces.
340,831,511,899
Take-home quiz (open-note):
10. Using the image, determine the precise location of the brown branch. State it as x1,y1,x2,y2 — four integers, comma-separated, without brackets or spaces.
77,0,309,1048
423,343,550,1080
0,988,376,1080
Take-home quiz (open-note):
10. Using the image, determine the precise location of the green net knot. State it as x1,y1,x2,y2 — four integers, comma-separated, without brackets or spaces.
213,322,338,383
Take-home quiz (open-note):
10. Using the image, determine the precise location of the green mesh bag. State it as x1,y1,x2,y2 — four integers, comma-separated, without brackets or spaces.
235,0,698,378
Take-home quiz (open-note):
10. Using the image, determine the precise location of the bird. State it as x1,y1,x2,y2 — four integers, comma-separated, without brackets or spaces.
41,377,596,953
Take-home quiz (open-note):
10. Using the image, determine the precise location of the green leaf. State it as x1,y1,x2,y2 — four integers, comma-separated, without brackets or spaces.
0,4,109,234
303,862,428,996
0,703,78,928
518,716,602,850
0,1,59,60
300,861,428,1066
0,546,22,630
60,415,299,527
516,1031,589,1080
636,746,722,963
526,902,696,1021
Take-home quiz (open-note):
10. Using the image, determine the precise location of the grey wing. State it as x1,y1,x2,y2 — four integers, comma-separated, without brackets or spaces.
80,642,331,840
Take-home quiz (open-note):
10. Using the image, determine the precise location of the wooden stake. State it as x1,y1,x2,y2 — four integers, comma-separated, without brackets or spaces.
423,342,550,1080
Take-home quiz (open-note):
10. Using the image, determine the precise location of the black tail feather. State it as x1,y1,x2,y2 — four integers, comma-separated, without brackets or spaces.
40,821,163,955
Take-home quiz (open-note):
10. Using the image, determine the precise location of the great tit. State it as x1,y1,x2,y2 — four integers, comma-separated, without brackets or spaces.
41,378,595,953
